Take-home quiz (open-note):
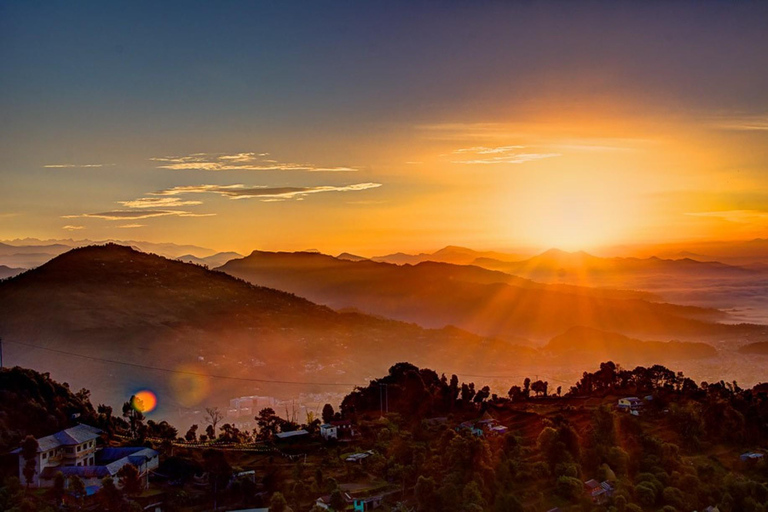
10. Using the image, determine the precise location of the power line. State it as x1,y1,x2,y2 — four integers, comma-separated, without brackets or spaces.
451,371,573,385
3,339,358,387
3,338,574,387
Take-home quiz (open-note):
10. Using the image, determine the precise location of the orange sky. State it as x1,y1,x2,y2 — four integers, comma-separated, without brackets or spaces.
1,2,767,256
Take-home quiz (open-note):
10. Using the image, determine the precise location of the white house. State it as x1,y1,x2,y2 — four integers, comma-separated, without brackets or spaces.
617,397,643,411
320,424,338,440
12,424,101,487
12,424,159,491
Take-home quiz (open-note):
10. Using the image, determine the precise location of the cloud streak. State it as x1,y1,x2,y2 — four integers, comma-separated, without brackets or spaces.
44,164,113,168
686,210,768,223
449,145,560,165
151,182,382,202
63,210,215,221
151,152,357,172
709,114,768,131
118,197,203,209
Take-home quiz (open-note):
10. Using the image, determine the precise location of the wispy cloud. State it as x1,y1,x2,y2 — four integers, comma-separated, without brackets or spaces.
44,163,113,168
62,225,85,231
118,197,203,209
151,152,357,172
452,145,525,154
62,210,215,221
686,210,768,223
150,182,382,202
709,114,768,131
449,145,560,165
118,224,145,228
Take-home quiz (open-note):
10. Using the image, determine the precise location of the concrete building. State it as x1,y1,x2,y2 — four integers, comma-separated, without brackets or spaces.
12,424,158,492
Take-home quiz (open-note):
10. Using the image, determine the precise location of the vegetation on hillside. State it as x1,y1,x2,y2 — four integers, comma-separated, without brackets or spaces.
1,361,767,511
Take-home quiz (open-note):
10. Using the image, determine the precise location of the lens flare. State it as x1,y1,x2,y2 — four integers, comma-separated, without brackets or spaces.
132,390,158,413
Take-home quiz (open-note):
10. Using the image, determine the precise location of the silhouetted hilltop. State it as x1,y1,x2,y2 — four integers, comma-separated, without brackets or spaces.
544,326,717,362
474,248,756,278
0,244,536,417
0,366,98,452
0,264,23,279
739,341,768,355
336,252,368,261
372,245,524,266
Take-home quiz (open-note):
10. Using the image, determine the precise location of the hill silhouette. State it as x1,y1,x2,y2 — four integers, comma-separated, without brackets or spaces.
0,264,23,279
0,244,536,418
372,245,524,266
474,248,756,278
216,250,756,342
544,326,717,363
738,341,768,355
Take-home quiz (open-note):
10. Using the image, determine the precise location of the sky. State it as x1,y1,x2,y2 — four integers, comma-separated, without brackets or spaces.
1,1,767,255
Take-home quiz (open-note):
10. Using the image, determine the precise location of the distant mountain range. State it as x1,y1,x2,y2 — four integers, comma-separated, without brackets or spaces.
217,250,761,342
0,244,538,417
372,245,524,266
177,251,245,268
473,248,756,279
0,238,223,269
0,264,24,279
544,326,717,363
1,244,754,420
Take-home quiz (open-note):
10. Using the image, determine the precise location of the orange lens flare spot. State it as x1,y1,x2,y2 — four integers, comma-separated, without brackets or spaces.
170,364,211,407
132,390,157,413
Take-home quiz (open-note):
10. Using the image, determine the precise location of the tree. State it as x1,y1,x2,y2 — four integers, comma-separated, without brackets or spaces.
117,463,142,496
122,396,145,438
100,476,123,511
185,424,198,442
507,385,523,401
68,474,86,503
523,377,531,398
322,404,335,424
635,481,657,506
256,408,283,440
270,491,288,512
473,386,491,403
415,475,436,512
329,489,346,511
493,492,524,512
51,471,65,505
20,435,39,488
531,380,548,397
205,407,223,437
556,476,583,502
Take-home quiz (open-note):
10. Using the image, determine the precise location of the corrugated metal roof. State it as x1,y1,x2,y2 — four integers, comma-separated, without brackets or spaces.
11,424,101,454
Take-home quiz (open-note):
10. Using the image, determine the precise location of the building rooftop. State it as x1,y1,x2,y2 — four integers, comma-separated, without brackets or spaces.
11,424,102,454
275,429,309,439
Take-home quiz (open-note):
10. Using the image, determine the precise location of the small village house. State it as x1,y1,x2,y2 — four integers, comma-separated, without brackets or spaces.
320,423,338,440
617,397,643,412
11,424,158,492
